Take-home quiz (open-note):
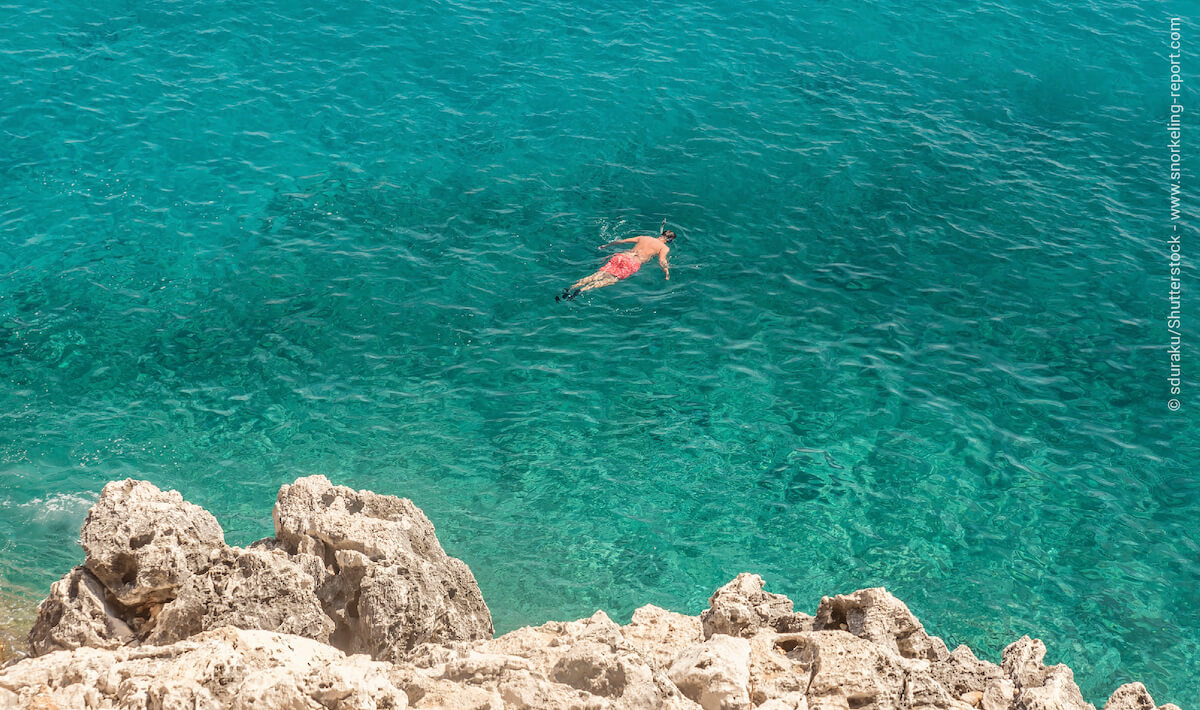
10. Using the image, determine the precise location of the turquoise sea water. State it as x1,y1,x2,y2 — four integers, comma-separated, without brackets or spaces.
1,0,1196,702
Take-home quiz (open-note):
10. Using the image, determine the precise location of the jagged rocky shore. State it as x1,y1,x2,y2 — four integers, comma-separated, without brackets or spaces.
0,477,1178,710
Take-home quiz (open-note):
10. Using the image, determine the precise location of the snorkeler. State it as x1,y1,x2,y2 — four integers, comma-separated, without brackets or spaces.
557,221,676,301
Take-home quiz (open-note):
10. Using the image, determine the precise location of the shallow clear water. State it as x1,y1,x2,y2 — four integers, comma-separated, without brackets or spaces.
1,0,1196,703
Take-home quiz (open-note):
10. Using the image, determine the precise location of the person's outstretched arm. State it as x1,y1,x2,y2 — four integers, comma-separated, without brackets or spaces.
599,238,638,249
659,246,671,280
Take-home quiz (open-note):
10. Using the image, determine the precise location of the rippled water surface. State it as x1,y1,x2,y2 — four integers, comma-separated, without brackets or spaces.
1,0,1197,703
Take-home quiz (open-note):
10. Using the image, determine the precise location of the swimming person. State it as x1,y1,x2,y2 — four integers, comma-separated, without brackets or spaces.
557,226,676,301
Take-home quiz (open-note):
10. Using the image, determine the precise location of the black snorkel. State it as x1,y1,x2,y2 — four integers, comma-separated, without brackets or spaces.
660,218,667,236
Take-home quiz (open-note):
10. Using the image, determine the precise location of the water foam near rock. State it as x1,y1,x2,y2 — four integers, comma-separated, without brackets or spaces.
0,479,1180,709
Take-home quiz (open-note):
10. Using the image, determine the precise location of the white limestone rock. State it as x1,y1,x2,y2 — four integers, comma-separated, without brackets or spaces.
26,566,133,655
981,678,1016,710
273,475,492,660
1103,683,1156,710
700,574,811,640
146,546,333,645
931,644,1004,698
813,587,950,662
1015,664,1095,710
668,634,753,710
404,609,697,709
80,479,225,609
622,604,704,673
776,630,907,710
0,627,408,710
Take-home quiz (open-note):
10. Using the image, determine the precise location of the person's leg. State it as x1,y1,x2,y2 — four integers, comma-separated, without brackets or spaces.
576,273,618,294
559,270,609,301
570,271,607,290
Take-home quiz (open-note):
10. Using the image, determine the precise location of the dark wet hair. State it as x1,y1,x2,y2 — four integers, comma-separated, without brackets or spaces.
662,230,677,242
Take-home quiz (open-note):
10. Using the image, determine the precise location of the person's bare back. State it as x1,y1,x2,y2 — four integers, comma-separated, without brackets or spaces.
556,225,677,301
622,235,671,265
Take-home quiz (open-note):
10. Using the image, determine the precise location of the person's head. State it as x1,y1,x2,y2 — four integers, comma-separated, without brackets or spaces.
661,230,677,243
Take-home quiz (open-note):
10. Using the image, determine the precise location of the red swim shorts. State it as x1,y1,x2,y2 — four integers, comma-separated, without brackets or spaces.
600,253,641,280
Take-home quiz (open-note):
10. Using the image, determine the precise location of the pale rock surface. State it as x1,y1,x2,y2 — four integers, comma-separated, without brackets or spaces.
980,678,1015,710
26,566,133,655
622,604,703,673
146,546,333,645
29,479,227,653
1015,664,1095,710
667,634,752,710
902,662,972,709
273,475,492,659
700,574,811,640
756,694,810,710
80,478,225,609
1102,683,1156,710
813,587,949,662
999,636,1096,709
402,610,697,709
744,631,812,703
1102,683,1181,710
1001,636,1049,688
929,645,1003,698
776,630,906,710
0,627,407,710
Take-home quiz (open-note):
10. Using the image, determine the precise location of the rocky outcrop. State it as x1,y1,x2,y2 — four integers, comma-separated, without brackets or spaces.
1103,684,1181,710
272,475,493,660
929,644,1003,699
145,546,332,646
1103,683,1158,710
5,478,1180,710
25,476,490,664
701,574,812,640
621,604,703,674
813,587,949,662
28,478,226,654
80,479,225,610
